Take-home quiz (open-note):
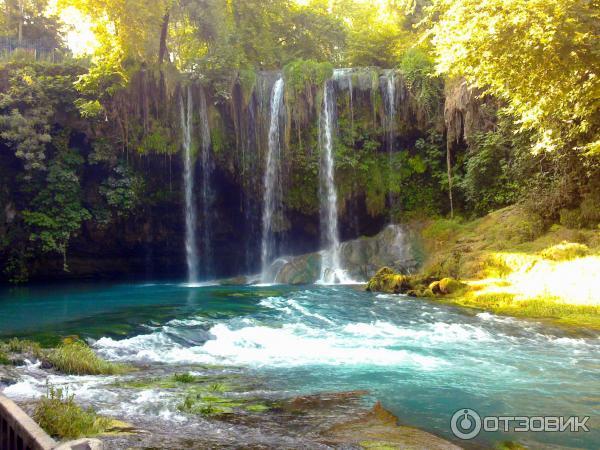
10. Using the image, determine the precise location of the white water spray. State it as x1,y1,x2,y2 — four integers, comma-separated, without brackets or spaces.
181,86,199,284
318,81,352,284
260,78,285,282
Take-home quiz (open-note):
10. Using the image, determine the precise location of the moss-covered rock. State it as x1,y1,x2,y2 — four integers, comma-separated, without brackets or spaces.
438,277,467,295
366,268,411,294
428,281,441,295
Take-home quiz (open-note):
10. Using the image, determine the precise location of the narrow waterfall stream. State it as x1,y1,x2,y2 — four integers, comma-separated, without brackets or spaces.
260,78,285,282
384,70,397,154
318,80,349,284
383,71,397,214
198,88,214,278
181,86,199,284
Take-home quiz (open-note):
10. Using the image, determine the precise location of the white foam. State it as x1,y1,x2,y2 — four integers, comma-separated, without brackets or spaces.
94,319,446,370
343,320,493,345
180,281,219,288
2,379,43,399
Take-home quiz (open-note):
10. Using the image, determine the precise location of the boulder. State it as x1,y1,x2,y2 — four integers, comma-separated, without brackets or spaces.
276,253,321,285
262,224,420,284
366,267,411,294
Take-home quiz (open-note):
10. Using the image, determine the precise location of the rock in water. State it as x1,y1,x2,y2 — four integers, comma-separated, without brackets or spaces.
366,267,410,294
322,401,462,449
267,225,420,284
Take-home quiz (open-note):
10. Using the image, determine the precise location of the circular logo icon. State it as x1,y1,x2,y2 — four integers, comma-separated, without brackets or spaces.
451,408,482,440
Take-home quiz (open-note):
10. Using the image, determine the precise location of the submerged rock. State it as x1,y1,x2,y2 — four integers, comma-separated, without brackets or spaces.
219,275,252,286
285,390,369,412
322,401,462,449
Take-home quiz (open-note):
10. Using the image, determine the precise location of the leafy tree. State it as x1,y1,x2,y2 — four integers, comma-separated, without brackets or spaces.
99,165,145,217
0,0,64,47
424,0,600,155
0,63,82,173
22,142,91,271
330,0,411,67
457,114,534,215
398,48,443,121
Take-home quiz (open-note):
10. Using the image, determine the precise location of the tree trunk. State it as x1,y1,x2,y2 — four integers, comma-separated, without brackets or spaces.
446,141,454,218
158,11,170,65
18,0,24,44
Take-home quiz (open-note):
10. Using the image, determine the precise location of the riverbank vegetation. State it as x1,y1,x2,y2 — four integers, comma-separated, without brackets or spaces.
47,339,128,375
367,205,600,329
0,337,128,374
33,385,113,439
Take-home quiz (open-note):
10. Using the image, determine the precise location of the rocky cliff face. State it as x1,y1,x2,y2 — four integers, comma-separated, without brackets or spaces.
265,225,421,285
0,64,445,284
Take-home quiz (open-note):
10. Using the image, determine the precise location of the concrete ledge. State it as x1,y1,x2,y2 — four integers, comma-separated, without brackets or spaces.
0,393,57,450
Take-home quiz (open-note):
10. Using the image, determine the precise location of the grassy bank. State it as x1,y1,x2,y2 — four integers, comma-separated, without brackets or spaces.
414,206,600,330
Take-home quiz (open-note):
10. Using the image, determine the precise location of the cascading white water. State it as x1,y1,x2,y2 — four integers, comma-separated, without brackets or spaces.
384,70,397,154
198,88,214,277
260,78,285,282
383,70,397,215
318,80,350,284
181,86,199,284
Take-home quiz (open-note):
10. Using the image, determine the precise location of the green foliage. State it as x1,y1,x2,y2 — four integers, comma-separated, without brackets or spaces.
446,293,600,330
136,126,176,155
47,340,127,375
0,64,83,171
284,59,333,102
178,383,270,417
425,0,600,155
1,338,43,358
172,373,197,383
33,385,112,439
22,144,91,271
0,0,64,49
74,99,104,119
423,218,464,243
100,165,145,217
2,254,30,284
457,115,533,216
338,0,410,67
560,208,584,230
398,48,443,121
540,242,590,261
88,138,117,165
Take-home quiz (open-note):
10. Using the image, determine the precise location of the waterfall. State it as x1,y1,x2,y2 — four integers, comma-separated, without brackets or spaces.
318,80,350,284
383,70,397,215
198,88,214,278
260,78,285,282
181,86,199,284
384,70,397,153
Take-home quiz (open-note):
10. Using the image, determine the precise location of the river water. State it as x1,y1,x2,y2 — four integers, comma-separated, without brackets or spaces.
0,283,598,448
